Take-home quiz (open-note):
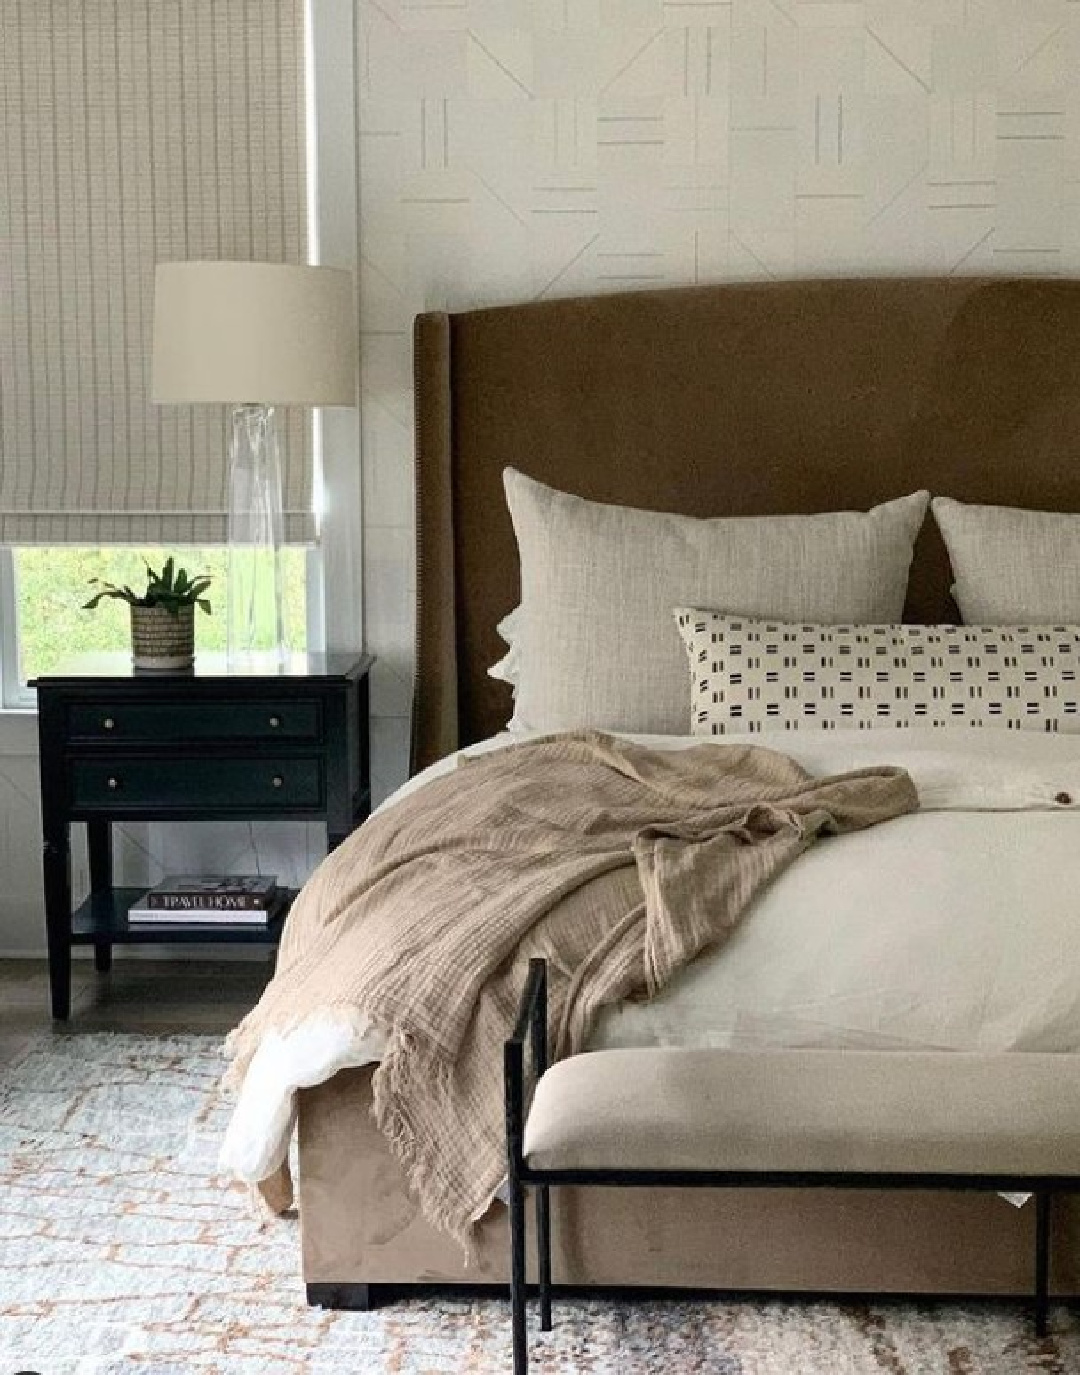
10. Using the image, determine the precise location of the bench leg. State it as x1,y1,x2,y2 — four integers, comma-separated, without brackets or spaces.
537,1184,552,1332
510,1176,528,1375
1035,1191,1052,1338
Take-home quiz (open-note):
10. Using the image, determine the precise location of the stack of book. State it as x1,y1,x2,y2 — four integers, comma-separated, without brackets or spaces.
127,875,282,926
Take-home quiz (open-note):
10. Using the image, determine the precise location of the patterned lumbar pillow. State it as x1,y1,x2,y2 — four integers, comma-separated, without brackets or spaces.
674,611,1080,735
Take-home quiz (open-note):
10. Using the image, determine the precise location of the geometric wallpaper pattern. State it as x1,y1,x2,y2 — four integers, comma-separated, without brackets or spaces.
356,0,1080,797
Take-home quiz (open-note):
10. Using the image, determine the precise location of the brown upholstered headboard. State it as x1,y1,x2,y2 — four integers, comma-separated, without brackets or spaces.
413,277,1080,772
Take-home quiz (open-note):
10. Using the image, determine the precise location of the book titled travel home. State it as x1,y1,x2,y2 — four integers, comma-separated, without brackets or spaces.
128,875,279,924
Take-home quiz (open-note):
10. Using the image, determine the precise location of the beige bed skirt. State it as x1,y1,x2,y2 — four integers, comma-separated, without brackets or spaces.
297,1067,1080,1299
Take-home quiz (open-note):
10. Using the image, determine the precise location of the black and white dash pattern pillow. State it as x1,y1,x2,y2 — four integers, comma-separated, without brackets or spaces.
674,610,1080,735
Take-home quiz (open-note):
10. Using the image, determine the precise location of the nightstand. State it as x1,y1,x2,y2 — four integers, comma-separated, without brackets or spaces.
33,651,373,1020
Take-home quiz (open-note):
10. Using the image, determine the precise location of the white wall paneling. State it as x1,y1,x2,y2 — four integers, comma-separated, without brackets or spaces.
311,0,365,667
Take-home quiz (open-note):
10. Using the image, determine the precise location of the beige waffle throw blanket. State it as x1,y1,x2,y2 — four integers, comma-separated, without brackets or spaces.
224,732,917,1248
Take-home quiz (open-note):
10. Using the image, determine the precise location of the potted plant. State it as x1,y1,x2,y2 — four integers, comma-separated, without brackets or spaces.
84,558,213,670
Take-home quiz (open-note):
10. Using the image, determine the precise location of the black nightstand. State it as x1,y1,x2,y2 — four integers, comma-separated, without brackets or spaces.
33,651,373,1020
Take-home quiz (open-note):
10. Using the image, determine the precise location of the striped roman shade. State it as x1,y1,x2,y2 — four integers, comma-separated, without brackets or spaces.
0,0,313,544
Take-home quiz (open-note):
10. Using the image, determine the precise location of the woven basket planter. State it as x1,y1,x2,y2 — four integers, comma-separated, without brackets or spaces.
130,604,195,671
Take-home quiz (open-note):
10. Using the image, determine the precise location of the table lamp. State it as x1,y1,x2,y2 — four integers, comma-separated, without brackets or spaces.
151,261,356,667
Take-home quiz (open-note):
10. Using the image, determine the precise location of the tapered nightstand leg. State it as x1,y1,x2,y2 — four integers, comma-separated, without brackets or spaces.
43,830,72,1021
46,920,71,1019
87,820,113,973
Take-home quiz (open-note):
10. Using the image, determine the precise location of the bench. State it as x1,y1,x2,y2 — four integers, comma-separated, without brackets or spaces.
504,959,1080,1375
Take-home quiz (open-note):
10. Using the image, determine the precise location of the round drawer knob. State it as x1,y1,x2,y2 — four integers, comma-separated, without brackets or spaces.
102,717,115,731
107,776,120,791
272,775,284,789
269,715,282,729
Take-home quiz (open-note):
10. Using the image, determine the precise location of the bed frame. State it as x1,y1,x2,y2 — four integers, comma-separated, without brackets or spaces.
301,277,1080,1308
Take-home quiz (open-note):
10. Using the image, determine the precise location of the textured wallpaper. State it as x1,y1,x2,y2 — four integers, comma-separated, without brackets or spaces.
357,0,1080,798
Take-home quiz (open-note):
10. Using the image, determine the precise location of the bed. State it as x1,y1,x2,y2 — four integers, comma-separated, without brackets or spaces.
291,276,1080,1305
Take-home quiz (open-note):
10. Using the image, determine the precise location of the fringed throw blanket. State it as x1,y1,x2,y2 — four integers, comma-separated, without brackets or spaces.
224,732,917,1247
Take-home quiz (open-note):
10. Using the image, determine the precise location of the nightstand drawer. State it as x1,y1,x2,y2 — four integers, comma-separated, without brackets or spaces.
71,756,324,812
69,700,321,743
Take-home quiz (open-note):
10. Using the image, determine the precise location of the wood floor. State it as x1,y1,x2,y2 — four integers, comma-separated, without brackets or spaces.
0,956,273,1072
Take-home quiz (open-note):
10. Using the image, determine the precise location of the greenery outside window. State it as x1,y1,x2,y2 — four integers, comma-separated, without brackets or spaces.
7,548,310,698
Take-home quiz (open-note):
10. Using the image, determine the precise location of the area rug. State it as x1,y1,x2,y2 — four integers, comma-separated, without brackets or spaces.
1,1034,1079,1374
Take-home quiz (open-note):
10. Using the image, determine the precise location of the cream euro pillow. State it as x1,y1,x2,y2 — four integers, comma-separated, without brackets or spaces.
675,612,1080,736
487,608,522,687
504,469,929,734
934,498,1080,623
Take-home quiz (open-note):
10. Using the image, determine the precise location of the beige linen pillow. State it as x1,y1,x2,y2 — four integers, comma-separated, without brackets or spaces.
504,469,929,734
675,611,1080,736
934,497,1080,623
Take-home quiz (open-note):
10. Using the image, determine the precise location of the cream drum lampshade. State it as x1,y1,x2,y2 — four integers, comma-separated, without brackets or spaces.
151,261,357,407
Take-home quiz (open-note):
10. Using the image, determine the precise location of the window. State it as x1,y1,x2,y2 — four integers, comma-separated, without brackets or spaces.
4,547,310,705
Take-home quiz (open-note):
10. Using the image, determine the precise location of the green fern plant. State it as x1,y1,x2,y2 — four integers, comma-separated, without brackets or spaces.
83,557,212,617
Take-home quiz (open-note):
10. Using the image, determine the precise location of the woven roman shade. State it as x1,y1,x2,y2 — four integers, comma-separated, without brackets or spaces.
0,0,313,544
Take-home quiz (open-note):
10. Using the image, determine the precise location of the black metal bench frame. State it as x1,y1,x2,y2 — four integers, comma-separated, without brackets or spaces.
505,958,1075,1375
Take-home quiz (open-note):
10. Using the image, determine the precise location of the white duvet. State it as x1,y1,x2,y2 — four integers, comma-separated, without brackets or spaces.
221,727,1080,1187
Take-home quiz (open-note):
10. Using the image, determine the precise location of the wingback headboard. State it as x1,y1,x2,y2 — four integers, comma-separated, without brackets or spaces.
413,278,1080,772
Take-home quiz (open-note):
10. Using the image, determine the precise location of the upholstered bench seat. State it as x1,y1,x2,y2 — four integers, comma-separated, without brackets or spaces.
523,1047,1080,1179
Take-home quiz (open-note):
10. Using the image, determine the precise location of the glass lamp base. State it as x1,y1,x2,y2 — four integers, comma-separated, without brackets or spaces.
226,404,285,670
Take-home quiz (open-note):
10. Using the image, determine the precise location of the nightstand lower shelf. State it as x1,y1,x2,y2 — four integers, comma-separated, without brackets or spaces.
71,888,292,945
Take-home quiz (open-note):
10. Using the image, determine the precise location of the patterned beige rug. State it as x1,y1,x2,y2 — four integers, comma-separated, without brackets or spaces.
1,1033,1079,1374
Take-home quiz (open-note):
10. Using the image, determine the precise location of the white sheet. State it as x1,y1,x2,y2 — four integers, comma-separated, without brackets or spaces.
221,728,1080,1186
